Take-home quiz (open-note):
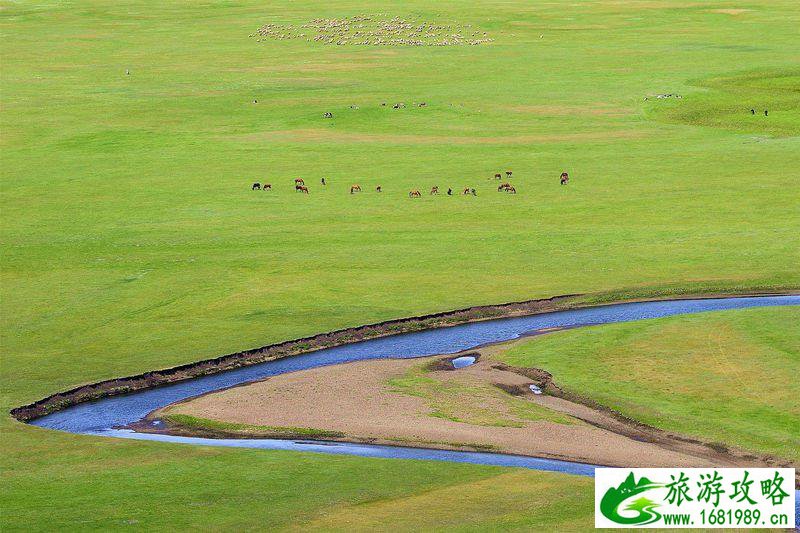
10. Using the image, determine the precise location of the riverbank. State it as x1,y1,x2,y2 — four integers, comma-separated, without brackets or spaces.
11,289,797,423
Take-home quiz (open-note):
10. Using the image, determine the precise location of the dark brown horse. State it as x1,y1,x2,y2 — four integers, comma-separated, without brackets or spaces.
252,182,261,190
430,186,439,195
296,185,309,193
295,178,305,185
494,173,502,179
560,172,569,185
505,171,512,178
262,183,272,190
409,189,421,197
350,185,362,194
498,183,511,191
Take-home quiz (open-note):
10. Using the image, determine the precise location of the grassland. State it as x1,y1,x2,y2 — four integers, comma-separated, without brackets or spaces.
501,306,800,463
2,0,799,530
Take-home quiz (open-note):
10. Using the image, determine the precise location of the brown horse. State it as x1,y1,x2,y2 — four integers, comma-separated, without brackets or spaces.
252,182,261,190
262,183,272,190
350,185,362,194
494,173,502,179
462,187,472,195
505,171,513,178
296,185,309,193
506,186,516,194
430,186,439,195
295,178,305,185
409,189,421,197
498,183,511,191
560,172,569,185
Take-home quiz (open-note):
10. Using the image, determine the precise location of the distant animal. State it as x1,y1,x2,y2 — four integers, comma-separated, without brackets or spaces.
409,189,421,197
350,185,362,194
765,110,768,116
505,171,512,178
253,99,258,104
494,173,502,179
262,183,272,190
462,187,471,195
295,178,305,185
751,109,755,115
252,182,261,190
506,186,516,194
418,102,427,107
560,172,569,185
125,69,130,75
321,177,326,185
447,188,453,196
296,185,309,193
430,186,439,195
323,112,333,118
498,183,511,191
381,103,387,107
470,188,477,196
376,186,382,192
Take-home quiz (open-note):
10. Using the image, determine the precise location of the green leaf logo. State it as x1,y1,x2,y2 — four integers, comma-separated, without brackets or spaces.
600,472,664,525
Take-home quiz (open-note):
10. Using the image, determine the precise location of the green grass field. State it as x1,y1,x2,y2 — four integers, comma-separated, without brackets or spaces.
501,306,800,463
2,0,799,530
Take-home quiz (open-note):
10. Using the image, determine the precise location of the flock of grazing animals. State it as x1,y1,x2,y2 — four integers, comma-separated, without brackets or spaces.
252,15,493,47
250,171,571,196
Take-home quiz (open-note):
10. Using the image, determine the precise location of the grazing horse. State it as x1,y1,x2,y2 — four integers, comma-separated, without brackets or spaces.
295,178,305,185
506,186,516,194
505,171,512,178
350,185,362,194
470,188,477,196
447,188,453,196
262,183,272,190
323,112,333,118
376,186,382,193
296,185,309,193
462,187,471,195
409,189,421,197
321,177,326,185
498,183,511,191
494,173,502,179
252,182,261,190
430,186,439,195
560,172,569,185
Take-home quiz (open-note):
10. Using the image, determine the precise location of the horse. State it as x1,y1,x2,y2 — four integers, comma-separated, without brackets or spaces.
295,178,305,185
296,185,309,193
323,112,333,118
350,185,362,194
262,183,271,190
376,186,382,192
498,183,511,191
252,182,261,190
321,177,326,185
409,189,421,197
470,188,477,196
506,186,516,194
462,187,471,195
560,172,569,185
505,171,512,178
430,186,439,195
494,173,502,179
447,188,453,196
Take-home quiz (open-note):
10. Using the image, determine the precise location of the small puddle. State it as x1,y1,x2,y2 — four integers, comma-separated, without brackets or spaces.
529,384,543,395
451,356,476,369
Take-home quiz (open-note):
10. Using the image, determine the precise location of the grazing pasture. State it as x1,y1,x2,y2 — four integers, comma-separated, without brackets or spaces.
1,0,799,530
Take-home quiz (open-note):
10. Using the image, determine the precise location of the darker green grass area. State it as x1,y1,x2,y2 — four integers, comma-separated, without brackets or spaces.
161,413,345,439
500,306,800,463
647,68,800,136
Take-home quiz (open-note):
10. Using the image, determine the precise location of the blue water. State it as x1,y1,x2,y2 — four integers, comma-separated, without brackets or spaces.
28,295,800,511
451,355,477,369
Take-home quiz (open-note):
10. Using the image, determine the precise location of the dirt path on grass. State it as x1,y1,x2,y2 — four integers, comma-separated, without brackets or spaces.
157,354,772,469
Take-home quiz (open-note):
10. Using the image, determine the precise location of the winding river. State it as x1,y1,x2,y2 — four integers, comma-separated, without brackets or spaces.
28,295,800,513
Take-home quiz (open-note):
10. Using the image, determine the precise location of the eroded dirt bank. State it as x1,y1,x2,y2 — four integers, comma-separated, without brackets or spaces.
11,289,796,423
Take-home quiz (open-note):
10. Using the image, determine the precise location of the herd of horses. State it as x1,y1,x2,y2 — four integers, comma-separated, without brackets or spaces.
250,171,570,196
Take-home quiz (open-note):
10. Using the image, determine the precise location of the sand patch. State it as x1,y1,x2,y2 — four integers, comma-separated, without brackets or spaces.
709,8,750,15
163,356,743,467
505,104,632,117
